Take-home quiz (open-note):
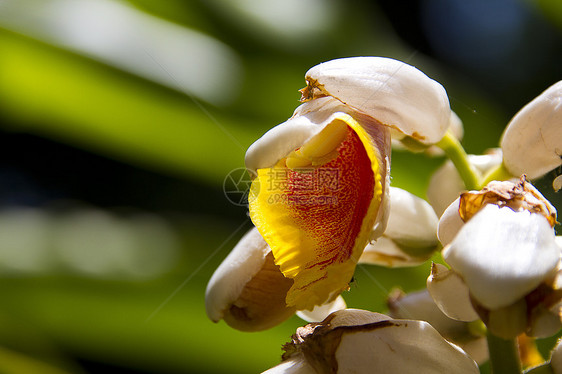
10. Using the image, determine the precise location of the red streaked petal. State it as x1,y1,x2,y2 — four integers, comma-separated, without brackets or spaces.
249,113,387,310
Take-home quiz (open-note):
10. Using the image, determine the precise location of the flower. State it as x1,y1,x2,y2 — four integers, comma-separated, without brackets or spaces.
205,227,296,331
206,187,440,331
245,57,451,312
501,81,562,180
428,178,561,339
262,309,479,374
387,289,488,364
204,224,348,331
359,187,440,267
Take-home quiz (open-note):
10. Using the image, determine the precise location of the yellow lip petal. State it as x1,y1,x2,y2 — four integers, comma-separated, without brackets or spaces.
249,113,385,310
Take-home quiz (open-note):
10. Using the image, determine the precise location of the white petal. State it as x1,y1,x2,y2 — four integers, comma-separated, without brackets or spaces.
443,204,560,310
384,187,438,248
262,355,316,374
389,289,472,330
388,288,489,363
388,289,491,365
304,57,451,144
335,318,479,373
428,152,503,216
419,110,466,156
296,295,346,322
528,305,562,338
437,197,465,247
205,227,270,322
245,97,345,173
501,81,562,179
427,263,480,321
359,237,429,267
448,111,464,142
361,188,439,267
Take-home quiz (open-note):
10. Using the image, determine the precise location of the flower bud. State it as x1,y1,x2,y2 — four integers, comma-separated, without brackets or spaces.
437,177,557,246
205,227,296,331
263,309,479,373
388,288,488,364
443,203,559,310
359,187,439,267
501,81,562,180
427,263,480,322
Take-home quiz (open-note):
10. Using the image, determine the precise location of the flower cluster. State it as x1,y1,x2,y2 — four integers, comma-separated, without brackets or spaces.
206,57,562,372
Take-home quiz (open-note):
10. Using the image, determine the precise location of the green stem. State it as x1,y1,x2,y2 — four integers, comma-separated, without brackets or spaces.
486,332,521,374
478,163,514,189
435,132,480,191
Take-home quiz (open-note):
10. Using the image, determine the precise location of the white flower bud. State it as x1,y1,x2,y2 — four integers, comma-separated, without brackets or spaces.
437,177,557,247
501,81,562,180
205,227,296,331
437,197,465,247
360,187,439,267
301,57,451,144
264,309,479,374
443,204,559,310
388,289,488,364
427,263,480,322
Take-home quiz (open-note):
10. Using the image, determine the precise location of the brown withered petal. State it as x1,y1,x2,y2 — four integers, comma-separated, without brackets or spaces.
458,176,557,227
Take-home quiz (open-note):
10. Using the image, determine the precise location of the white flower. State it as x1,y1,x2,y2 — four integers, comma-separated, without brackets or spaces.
444,204,558,310
262,309,479,374
501,81,562,180
205,227,296,331
359,187,440,267
244,57,451,311
429,178,561,338
388,289,488,364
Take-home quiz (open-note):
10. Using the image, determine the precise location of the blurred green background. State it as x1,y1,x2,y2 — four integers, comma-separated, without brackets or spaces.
0,0,560,373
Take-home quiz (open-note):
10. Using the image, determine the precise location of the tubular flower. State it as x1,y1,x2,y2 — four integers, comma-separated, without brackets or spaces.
262,309,479,374
246,57,451,312
429,178,562,339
